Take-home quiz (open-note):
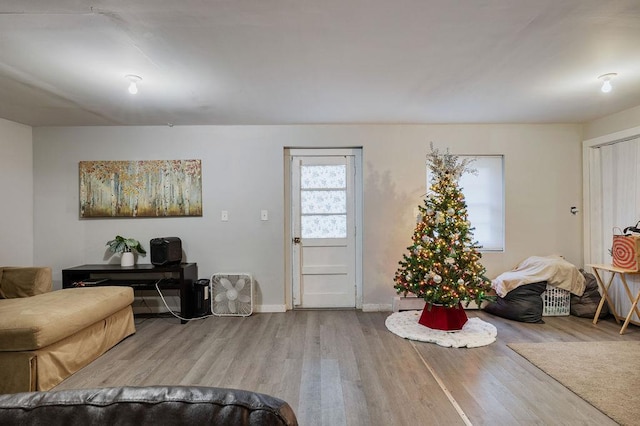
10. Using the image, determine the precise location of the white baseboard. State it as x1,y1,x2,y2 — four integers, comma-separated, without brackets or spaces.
132,296,287,315
254,304,287,313
255,304,393,312
392,296,425,312
132,295,179,314
465,301,481,310
362,303,393,312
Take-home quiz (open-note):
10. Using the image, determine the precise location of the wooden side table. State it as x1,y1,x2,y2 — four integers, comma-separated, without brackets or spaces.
587,264,640,334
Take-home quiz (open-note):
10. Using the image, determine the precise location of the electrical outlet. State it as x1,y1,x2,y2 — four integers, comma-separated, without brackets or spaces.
221,210,228,221
261,210,268,221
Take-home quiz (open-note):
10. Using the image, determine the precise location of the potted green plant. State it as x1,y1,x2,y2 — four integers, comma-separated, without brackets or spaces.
106,236,146,267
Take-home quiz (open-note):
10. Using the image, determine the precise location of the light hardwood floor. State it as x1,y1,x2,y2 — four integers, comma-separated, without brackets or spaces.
54,310,640,425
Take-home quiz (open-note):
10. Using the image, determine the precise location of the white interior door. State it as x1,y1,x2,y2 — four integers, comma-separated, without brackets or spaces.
291,151,357,308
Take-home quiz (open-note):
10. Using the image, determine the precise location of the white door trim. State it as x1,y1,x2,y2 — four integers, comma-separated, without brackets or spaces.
285,148,363,309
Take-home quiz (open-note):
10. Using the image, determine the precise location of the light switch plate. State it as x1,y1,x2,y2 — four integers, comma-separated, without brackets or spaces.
221,210,228,221
261,210,268,221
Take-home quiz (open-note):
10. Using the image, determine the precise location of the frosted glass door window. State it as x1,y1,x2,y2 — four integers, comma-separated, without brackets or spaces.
300,165,347,238
301,191,346,213
301,165,346,189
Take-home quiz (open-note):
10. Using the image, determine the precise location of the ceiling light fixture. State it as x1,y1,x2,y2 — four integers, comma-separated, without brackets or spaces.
125,75,142,94
598,73,617,93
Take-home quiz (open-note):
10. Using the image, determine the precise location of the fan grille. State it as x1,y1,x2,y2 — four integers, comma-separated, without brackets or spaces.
210,273,253,317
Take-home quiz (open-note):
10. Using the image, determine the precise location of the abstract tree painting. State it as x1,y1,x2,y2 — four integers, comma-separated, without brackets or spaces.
79,160,202,218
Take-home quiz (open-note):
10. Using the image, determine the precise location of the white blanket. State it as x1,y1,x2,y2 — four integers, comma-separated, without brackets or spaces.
492,255,585,297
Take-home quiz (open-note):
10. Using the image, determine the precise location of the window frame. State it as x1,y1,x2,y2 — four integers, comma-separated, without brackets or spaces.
426,154,505,252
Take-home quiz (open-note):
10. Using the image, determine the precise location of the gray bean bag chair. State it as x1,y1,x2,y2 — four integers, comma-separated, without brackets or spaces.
483,281,548,323
570,269,609,319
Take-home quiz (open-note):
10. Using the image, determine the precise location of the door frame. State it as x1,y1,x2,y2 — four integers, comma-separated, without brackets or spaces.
284,147,363,310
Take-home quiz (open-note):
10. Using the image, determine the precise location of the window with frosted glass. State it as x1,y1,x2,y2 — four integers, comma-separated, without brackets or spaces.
300,165,347,238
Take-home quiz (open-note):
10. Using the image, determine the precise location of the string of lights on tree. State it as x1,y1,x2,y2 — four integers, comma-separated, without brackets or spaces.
394,144,493,309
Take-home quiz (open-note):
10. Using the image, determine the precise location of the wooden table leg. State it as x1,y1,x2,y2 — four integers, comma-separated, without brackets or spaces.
618,274,640,334
591,268,620,324
620,291,640,334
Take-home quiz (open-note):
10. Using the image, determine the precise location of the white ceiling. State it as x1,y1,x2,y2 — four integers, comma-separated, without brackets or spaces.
1,1,640,127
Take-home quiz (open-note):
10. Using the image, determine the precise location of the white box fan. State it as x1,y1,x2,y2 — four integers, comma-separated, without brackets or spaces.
210,273,253,317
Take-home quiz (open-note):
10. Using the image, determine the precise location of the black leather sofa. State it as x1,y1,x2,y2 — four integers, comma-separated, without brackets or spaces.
0,385,298,425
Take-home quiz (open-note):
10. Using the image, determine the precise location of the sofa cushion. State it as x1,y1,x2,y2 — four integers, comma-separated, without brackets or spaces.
0,386,298,426
0,286,134,351
0,267,52,299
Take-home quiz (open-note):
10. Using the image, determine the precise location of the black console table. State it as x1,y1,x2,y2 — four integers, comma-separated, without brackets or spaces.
62,263,198,323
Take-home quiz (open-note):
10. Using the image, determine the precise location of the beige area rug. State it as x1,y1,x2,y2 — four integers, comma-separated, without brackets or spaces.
508,341,640,426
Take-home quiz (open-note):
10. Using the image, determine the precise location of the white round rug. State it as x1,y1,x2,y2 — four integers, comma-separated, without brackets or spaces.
385,310,497,348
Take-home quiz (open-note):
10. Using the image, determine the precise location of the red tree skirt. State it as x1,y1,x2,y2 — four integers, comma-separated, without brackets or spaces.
419,303,468,331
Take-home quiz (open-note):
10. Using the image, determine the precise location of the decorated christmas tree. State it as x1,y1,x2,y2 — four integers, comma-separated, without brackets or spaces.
394,145,492,309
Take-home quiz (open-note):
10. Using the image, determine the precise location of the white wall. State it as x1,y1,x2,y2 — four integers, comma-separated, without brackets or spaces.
0,118,33,265
32,124,584,310
584,105,640,140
